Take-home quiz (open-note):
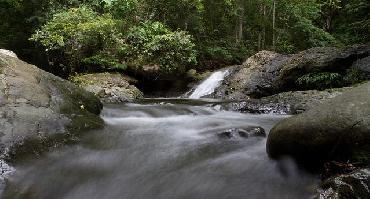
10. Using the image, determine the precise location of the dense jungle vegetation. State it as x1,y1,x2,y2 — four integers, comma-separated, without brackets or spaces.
0,0,369,78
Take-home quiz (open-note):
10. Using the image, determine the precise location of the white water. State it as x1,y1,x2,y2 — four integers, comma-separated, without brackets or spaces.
4,100,317,198
189,69,229,99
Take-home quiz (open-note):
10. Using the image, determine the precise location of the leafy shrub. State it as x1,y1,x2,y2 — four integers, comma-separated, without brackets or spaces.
296,72,342,90
124,21,197,74
296,68,368,90
82,53,127,71
30,7,121,74
197,40,251,70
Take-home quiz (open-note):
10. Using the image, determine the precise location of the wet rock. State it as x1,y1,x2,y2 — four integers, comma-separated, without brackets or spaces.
317,168,370,199
238,127,266,137
214,51,291,99
267,82,370,166
218,129,236,139
71,73,143,103
0,51,104,161
224,88,349,115
218,127,266,139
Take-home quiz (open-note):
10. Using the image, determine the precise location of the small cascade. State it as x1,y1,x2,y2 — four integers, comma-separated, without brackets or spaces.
188,69,230,99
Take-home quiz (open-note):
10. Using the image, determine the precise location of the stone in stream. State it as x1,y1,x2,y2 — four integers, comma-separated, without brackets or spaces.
224,87,349,114
218,127,266,139
0,49,104,162
317,168,370,199
267,82,370,167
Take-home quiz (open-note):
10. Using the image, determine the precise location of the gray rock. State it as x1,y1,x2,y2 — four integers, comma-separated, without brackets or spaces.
317,168,370,199
0,50,17,58
267,82,370,166
215,45,370,99
0,52,103,161
214,51,291,99
353,56,370,74
218,127,266,139
224,88,349,114
72,73,143,103
238,127,266,137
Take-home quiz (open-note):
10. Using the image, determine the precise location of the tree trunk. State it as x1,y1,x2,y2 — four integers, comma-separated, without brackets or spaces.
236,1,244,44
272,0,276,50
262,4,266,49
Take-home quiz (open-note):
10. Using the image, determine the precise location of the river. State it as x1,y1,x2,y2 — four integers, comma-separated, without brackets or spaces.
3,99,318,199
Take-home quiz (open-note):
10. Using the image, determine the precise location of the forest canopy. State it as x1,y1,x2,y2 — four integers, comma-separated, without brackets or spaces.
0,0,369,77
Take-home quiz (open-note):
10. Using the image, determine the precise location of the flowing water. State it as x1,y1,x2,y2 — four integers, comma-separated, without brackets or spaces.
188,69,230,99
3,99,318,199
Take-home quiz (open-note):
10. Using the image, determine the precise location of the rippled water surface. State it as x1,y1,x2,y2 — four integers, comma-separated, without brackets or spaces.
4,99,318,199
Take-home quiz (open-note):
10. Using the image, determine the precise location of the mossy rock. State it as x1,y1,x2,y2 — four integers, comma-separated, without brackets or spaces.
267,82,370,168
0,51,104,162
71,73,144,103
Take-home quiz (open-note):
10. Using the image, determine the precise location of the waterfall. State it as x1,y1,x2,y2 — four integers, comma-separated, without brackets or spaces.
188,69,230,99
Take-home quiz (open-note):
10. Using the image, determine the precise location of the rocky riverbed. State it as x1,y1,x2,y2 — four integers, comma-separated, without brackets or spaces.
0,44,369,198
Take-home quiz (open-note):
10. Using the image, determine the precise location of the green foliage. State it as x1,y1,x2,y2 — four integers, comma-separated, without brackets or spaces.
30,7,121,73
296,72,342,90
31,7,117,51
197,40,251,69
277,1,338,51
1,0,370,78
124,22,197,74
82,54,127,70
296,69,367,90
108,0,139,20
334,0,370,44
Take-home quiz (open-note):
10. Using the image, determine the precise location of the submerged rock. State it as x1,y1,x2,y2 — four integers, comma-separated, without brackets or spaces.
317,168,370,199
267,82,370,166
0,51,103,161
218,127,266,139
72,73,143,103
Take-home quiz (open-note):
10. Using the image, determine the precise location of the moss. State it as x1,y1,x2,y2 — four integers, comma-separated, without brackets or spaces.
5,74,104,164
48,75,104,132
186,69,212,81
49,75,103,115
0,57,6,74
5,131,79,164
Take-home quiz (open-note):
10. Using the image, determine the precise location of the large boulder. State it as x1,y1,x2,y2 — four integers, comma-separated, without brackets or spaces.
216,45,370,99
214,51,291,99
277,45,370,89
0,50,104,161
267,82,370,166
72,73,143,103
317,168,370,199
